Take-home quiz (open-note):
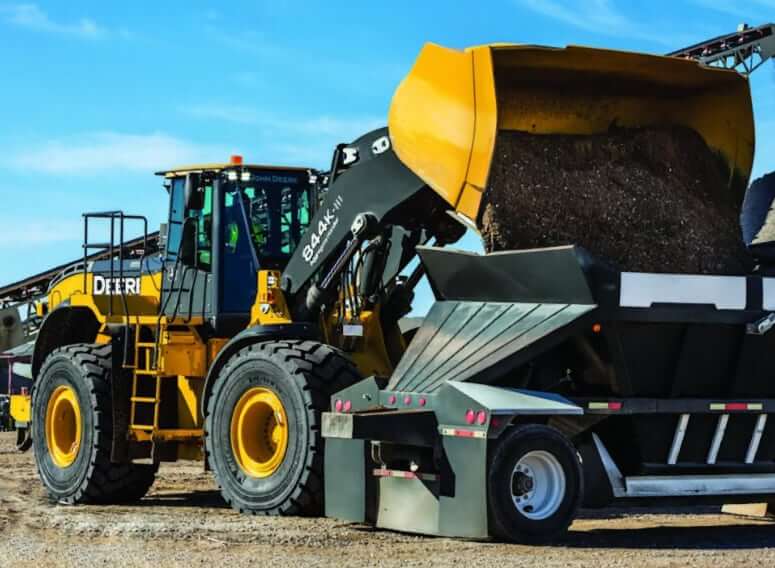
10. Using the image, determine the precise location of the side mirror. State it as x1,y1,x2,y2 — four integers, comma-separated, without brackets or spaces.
184,173,204,210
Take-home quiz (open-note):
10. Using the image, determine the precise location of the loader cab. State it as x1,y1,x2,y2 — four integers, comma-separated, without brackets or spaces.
158,158,317,335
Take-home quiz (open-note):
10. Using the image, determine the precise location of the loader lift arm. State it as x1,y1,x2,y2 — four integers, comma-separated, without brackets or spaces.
280,127,465,318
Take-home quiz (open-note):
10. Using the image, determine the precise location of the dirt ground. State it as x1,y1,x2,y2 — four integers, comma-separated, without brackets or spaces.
2,432,775,567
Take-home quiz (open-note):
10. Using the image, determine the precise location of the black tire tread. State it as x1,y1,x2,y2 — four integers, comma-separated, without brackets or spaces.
204,339,360,516
34,343,156,504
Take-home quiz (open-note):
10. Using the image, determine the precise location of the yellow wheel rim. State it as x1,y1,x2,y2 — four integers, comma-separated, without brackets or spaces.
45,385,82,468
230,387,289,478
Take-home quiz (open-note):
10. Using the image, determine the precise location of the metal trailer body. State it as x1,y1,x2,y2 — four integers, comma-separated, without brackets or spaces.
323,245,775,539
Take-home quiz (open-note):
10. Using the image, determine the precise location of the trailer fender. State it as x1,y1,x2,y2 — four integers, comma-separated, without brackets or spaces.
435,381,583,426
425,382,582,538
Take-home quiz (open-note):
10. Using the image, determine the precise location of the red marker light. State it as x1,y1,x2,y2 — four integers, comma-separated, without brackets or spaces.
230,154,243,165
388,395,396,405
476,410,488,425
343,400,352,412
334,399,343,412
419,397,427,407
404,395,412,406
465,409,475,425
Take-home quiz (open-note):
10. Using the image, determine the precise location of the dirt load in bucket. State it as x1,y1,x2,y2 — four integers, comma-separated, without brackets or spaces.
480,126,752,274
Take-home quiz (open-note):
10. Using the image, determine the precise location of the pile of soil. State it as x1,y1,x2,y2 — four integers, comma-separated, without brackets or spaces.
480,126,752,274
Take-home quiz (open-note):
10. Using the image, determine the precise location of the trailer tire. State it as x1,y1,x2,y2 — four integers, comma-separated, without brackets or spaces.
487,424,582,542
205,340,360,516
32,343,157,504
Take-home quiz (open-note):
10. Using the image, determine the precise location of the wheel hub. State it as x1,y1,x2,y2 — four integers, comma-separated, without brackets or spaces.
230,387,289,478
510,450,566,520
45,385,82,468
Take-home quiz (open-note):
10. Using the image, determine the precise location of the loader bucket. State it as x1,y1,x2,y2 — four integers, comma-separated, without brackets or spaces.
388,43,755,223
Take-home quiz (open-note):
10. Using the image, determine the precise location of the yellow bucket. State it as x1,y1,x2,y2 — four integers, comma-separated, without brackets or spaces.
388,43,755,223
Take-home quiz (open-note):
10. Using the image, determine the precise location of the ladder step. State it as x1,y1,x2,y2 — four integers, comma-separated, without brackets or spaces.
134,370,160,376
131,396,158,403
132,425,155,431
152,429,203,441
136,342,157,348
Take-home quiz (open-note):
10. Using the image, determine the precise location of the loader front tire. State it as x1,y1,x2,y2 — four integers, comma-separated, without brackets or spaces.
487,424,582,543
205,340,360,516
32,343,156,504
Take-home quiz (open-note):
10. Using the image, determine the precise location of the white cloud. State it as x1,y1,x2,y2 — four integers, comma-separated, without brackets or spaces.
0,3,107,39
2,132,229,175
205,26,404,92
0,219,82,247
516,0,692,47
688,0,775,19
178,104,383,166
179,104,383,139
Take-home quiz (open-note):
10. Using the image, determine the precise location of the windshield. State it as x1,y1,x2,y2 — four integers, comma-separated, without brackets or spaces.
223,171,312,267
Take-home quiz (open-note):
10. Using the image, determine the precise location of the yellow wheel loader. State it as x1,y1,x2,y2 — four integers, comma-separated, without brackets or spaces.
10,41,754,517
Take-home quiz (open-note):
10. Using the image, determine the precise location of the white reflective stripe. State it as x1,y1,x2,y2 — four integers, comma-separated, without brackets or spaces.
762,279,775,310
707,414,729,465
746,414,768,464
620,273,746,310
668,414,690,465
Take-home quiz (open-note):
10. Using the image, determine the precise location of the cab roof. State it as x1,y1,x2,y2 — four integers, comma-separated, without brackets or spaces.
155,162,313,178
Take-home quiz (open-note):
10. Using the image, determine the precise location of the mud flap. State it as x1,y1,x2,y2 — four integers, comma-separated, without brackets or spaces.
325,438,371,523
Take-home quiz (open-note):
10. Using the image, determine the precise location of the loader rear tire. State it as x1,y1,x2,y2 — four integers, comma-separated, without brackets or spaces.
205,340,360,516
487,424,582,543
32,343,156,504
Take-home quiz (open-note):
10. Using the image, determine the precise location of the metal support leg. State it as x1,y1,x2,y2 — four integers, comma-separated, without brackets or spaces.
746,414,768,464
668,414,690,465
707,414,729,464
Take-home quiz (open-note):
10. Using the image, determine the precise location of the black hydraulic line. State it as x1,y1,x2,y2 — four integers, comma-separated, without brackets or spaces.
305,236,361,314
320,237,361,291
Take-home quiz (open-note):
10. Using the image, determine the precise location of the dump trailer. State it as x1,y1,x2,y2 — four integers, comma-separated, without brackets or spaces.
9,39,758,530
319,42,772,541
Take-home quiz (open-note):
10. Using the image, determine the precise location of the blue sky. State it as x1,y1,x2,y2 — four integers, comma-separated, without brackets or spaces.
0,1,773,315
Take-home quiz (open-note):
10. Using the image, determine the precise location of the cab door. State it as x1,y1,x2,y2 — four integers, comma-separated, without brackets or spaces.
162,177,214,322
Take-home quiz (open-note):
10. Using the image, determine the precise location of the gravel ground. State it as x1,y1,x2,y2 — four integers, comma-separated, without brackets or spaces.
2,432,775,567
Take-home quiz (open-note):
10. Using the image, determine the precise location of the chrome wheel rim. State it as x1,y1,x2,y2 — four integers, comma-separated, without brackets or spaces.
511,450,566,520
